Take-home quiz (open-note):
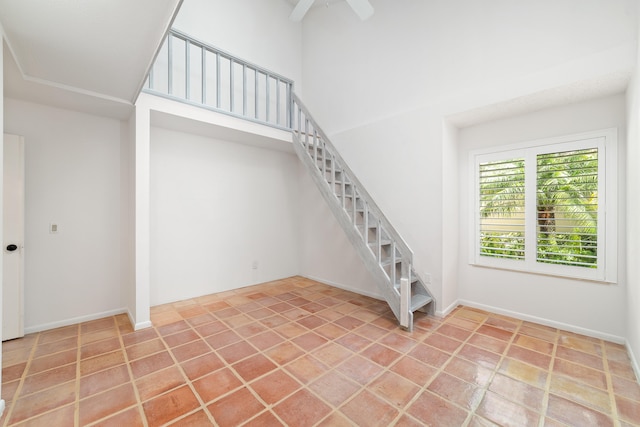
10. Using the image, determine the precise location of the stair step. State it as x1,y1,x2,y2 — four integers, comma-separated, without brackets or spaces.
411,294,432,312
356,222,380,232
379,257,399,267
394,276,419,289
368,239,391,250
335,177,345,184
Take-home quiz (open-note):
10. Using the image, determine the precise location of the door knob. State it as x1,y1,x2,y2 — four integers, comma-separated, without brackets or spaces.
6,244,18,252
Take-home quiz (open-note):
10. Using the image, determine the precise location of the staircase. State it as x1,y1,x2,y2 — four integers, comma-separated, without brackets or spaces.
291,94,434,331
143,29,434,331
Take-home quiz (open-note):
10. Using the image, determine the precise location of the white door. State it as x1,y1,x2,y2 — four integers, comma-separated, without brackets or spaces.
3,134,25,341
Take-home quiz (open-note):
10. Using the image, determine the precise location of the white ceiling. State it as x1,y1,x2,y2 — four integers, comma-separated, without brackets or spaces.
2,1,630,126
1,0,182,119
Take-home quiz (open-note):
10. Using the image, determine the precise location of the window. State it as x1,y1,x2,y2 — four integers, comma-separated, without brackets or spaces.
470,129,617,283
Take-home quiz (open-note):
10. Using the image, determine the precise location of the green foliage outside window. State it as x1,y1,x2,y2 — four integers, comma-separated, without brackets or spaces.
479,149,598,268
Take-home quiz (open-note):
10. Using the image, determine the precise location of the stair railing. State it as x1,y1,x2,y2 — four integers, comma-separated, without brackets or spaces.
291,93,416,328
144,29,294,131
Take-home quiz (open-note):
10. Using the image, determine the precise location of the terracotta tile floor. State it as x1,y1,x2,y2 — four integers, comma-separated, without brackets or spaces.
1,276,639,426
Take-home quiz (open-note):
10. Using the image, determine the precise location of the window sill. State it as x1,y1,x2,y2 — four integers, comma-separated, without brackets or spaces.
469,261,617,285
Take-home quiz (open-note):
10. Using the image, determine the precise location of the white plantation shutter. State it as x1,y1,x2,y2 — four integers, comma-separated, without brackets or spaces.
470,129,617,283
536,148,598,268
478,159,525,260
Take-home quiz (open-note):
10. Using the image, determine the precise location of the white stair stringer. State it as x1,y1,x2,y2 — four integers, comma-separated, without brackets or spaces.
291,94,434,331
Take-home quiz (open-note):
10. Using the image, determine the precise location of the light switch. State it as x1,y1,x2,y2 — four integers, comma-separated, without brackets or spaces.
50,223,58,234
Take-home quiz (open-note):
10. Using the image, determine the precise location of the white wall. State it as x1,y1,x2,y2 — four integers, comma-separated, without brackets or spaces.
172,0,302,88
4,99,125,332
301,0,637,134
149,126,300,305
297,164,380,298
625,14,640,377
324,109,445,307
457,94,627,340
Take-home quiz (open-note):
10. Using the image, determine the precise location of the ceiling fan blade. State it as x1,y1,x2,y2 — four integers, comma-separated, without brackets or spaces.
289,0,315,22
345,0,374,20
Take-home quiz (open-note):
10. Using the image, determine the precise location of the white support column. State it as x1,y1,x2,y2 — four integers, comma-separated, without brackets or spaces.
134,100,152,330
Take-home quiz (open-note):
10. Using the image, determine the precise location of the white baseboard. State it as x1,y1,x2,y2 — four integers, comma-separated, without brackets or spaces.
300,274,384,301
0,399,5,418
134,321,153,331
626,339,640,382
458,299,626,344
126,309,153,331
24,308,128,335
436,299,460,318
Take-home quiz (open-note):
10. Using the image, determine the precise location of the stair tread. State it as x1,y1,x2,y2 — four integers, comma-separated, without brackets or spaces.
394,276,419,288
411,294,432,311
369,237,392,244
379,257,399,267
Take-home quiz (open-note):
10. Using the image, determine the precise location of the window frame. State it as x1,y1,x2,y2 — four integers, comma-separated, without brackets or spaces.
469,128,617,283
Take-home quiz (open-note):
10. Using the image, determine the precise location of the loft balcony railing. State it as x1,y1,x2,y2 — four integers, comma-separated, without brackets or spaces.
144,29,294,130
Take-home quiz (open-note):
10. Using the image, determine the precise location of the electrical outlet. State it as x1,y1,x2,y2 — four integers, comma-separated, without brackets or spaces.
252,260,259,270
50,223,59,234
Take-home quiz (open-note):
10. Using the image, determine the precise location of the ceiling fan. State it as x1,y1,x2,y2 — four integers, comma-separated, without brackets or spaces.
289,0,374,22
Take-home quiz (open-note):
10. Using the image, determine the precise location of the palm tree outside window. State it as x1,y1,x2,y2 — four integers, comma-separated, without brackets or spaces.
470,129,617,283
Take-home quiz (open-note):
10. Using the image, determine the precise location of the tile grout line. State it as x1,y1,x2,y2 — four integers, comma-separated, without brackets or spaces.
601,341,622,427
209,298,299,426
309,320,393,426
173,298,289,426
236,288,394,426
246,286,338,426
383,317,451,426
256,299,352,425
384,309,489,426
2,331,42,426
551,335,625,423
470,315,524,425
309,297,415,426
371,307,491,425
467,314,525,426
74,323,82,427
225,289,343,426
255,292,366,426
538,324,560,427
111,316,149,427
152,320,219,426
79,318,142,427
387,327,444,425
